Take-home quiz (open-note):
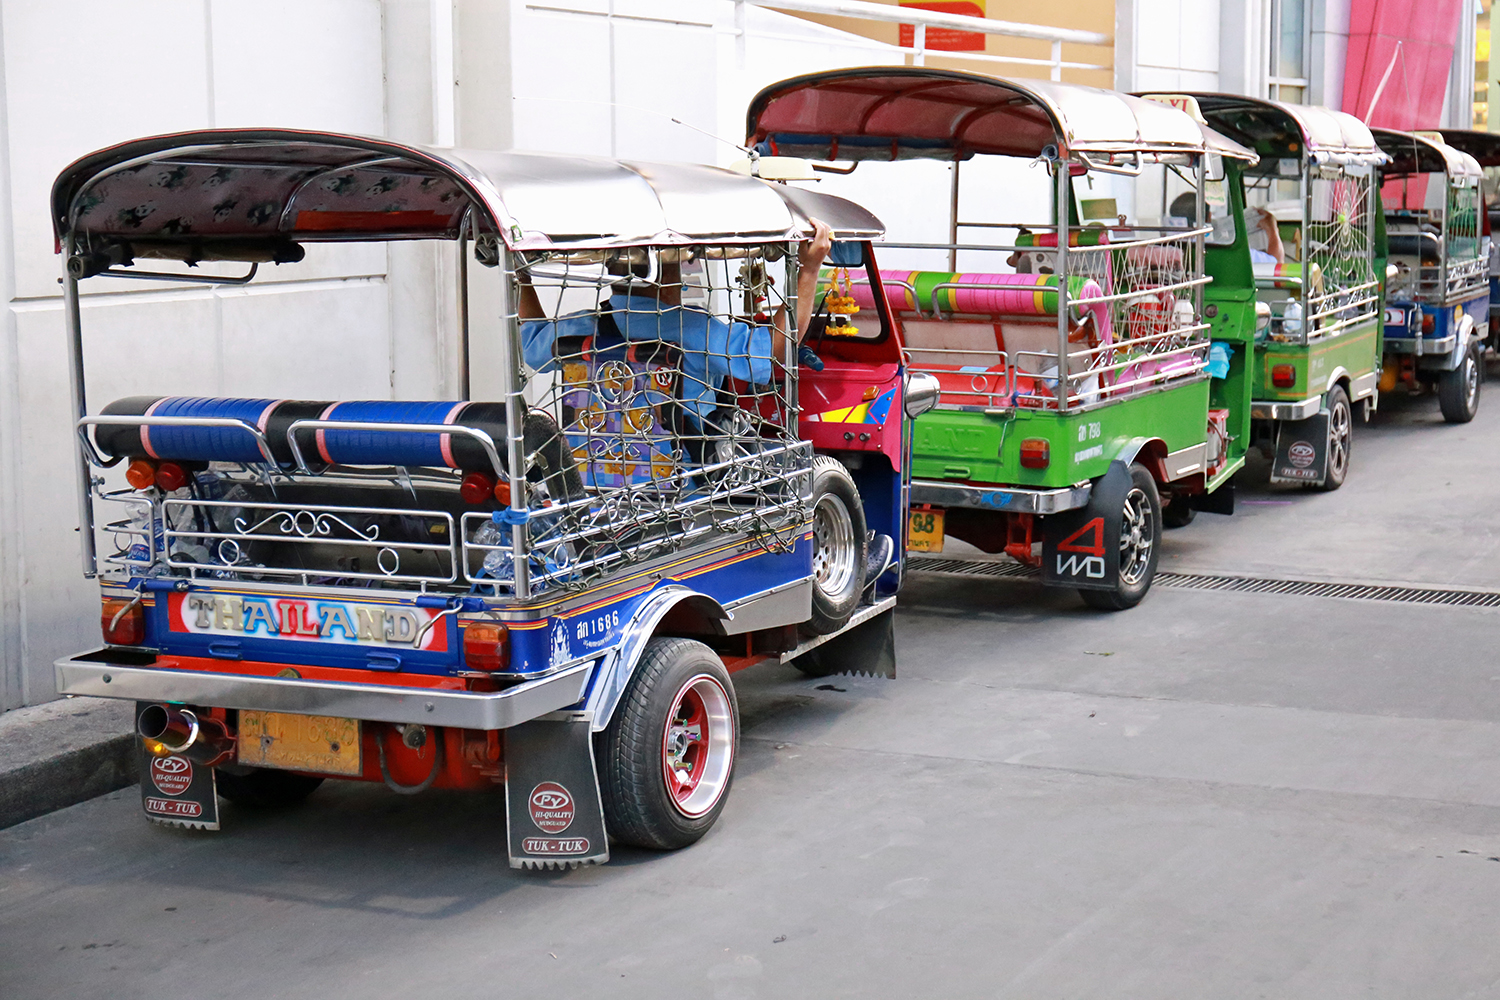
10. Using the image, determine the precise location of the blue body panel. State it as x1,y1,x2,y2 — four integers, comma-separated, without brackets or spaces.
139,531,814,687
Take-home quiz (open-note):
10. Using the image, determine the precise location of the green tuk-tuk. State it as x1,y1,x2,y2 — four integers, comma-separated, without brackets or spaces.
1145,94,1390,489
747,69,1257,609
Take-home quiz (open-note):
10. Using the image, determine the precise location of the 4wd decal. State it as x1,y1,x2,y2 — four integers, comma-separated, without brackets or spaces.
1053,517,1107,579
168,593,447,650
1042,461,1129,591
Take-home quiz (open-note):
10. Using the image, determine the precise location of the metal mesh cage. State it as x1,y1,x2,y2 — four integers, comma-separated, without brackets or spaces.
470,243,813,597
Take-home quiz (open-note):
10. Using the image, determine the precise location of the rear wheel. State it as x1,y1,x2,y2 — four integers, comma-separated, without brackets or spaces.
1438,345,1481,424
1080,463,1161,611
801,456,867,637
598,637,738,850
1316,385,1352,491
215,767,323,807
1162,493,1196,528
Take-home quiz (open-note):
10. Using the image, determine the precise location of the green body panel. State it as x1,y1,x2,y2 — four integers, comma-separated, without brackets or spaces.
910,378,1211,489
1252,322,1380,400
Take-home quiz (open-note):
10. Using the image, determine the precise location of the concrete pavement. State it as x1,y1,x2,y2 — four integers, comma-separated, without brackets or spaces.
4,377,1500,998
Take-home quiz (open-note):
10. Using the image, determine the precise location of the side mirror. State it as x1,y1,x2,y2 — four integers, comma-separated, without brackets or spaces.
904,371,941,419
1255,301,1272,333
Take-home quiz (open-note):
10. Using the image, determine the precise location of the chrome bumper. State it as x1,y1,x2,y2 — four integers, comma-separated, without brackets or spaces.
1250,396,1321,421
910,480,1092,514
1385,335,1456,356
54,648,592,729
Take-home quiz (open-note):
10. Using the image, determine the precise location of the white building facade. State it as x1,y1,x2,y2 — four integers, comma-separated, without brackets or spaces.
0,0,898,711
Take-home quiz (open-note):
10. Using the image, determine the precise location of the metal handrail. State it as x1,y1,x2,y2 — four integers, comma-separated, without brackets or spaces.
77,414,279,468
284,418,507,479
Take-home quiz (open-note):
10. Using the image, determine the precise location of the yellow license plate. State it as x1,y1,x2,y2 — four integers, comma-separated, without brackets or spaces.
237,711,362,776
909,508,945,553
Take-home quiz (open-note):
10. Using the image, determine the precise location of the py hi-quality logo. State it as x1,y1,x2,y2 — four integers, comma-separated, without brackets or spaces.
1287,441,1316,469
150,755,193,796
529,782,575,833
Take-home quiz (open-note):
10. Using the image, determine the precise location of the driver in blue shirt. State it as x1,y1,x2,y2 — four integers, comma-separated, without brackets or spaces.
517,220,833,420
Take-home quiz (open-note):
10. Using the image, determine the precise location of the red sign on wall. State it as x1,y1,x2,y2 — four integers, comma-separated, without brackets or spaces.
898,1,987,52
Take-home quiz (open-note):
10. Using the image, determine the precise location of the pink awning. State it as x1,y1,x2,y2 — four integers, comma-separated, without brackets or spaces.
1342,0,1465,130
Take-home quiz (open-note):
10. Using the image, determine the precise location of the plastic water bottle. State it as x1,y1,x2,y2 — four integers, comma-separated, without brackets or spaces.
125,507,164,564
471,520,511,582
1281,299,1303,339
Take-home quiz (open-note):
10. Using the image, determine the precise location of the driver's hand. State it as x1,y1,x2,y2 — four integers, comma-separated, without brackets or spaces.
799,218,834,271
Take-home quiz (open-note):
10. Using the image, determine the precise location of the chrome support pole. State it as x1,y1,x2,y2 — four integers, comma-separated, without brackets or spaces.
497,250,531,599
1055,155,1070,413
457,210,472,401
1196,158,1207,318
948,157,961,272
1300,160,1311,347
62,235,97,577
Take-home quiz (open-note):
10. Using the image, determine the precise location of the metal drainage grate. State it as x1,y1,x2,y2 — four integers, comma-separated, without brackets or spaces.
908,555,1500,608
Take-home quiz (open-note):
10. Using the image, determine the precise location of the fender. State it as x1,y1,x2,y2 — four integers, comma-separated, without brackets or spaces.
1324,366,1350,396
1112,436,1166,480
584,584,730,732
1452,313,1478,367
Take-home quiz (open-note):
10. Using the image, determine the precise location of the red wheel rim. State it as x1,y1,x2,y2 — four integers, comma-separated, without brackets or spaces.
661,673,734,818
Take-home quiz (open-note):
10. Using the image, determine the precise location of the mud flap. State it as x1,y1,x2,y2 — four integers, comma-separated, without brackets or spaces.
1042,460,1129,591
504,718,609,870
138,739,220,830
793,609,896,678
1269,412,1329,485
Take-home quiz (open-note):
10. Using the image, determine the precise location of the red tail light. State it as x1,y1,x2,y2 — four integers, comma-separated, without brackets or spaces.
126,459,158,490
1019,438,1050,469
154,462,188,492
463,622,510,672
1422,313,1435,334
1271,364,1296,388
101,596,145,646
459,471,495,505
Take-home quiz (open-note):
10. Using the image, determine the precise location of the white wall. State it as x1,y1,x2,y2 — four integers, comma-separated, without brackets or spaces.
0,0,909,711
1117,0,1222,92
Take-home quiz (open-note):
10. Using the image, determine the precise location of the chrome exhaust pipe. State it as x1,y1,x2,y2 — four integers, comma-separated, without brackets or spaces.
137,704,234,765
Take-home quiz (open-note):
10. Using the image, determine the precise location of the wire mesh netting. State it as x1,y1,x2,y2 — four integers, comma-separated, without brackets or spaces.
1303,169,1380,336
481,244,813,596
85,242,814,599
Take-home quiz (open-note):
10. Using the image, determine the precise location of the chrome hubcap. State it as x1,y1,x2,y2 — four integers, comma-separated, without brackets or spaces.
662,674,734,818
1466,353,1479,408
811,493,857,599
1328,397,1350,478
1119,487,1154,586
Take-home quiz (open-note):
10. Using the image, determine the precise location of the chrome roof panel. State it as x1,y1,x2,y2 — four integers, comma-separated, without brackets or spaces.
1372,128,1483,183
746,68,1251,161
1162,94,1387,167
51,129,883,254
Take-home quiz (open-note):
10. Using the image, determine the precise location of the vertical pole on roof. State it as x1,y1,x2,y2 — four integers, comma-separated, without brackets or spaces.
948,156,961,271
1439,166,1449,312
1055,154,1070,413
785,242,801,464
1195,156,1207,319
913,23,926,66
497,249,531,600
1051,40,1062,82
1300,157,1311,347
457,210,472,400
61,237,97,577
